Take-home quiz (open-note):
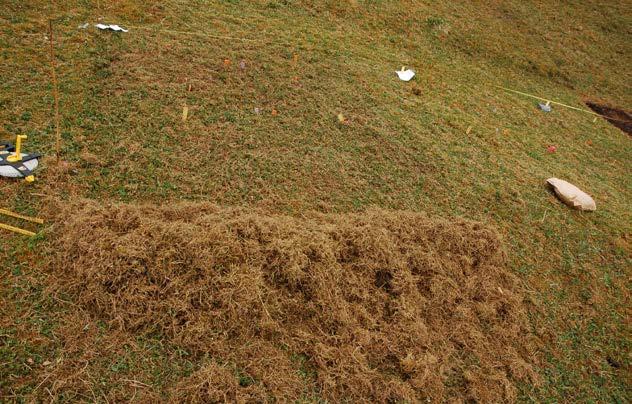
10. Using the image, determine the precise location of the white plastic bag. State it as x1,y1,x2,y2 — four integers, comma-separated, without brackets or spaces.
396,69,415,81
547,178,596,211
95,24,129,33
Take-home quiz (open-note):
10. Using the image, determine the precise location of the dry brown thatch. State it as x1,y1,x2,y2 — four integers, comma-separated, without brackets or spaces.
44,201,540,402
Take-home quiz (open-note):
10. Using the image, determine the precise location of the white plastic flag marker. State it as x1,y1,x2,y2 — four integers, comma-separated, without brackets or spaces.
396,66,415,81
95,24,129,33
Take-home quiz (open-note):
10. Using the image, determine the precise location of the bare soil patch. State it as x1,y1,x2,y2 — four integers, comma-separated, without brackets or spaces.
586,101,632,136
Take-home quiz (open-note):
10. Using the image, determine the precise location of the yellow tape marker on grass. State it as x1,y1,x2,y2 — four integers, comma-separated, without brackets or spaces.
494,85,610,119
0,222,36,237
0,208,44,224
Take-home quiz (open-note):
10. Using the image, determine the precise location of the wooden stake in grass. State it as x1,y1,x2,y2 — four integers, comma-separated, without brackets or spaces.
0,208,45,224
48,20,62,161
182,105,189,122
0,222,36,237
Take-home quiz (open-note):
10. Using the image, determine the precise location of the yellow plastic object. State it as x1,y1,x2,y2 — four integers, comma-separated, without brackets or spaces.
25,175,35,183
0,208,44,237
0,222,36,237
7,135,26,163
0,208,44,224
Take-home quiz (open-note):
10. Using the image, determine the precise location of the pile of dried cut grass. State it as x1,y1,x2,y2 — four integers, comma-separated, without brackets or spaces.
45,201,539,402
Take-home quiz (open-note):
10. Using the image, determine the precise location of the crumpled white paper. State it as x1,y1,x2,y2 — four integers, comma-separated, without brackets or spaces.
396,68,415,82
95,24,129,33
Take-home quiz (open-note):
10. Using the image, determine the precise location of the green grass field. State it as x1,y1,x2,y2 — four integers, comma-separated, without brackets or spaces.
1,0,630,401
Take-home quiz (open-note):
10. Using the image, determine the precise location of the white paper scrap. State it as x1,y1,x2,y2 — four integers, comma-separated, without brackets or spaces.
109,25,129,32
396,69,415,82
95,24,129,33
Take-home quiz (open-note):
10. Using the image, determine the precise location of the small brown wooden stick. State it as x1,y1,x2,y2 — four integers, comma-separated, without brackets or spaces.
49,19,61,161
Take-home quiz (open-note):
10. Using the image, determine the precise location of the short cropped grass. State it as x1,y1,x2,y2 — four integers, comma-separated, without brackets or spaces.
1,0,630,401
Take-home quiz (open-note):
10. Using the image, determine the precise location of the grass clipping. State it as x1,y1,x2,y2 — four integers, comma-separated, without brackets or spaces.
46,201,539,402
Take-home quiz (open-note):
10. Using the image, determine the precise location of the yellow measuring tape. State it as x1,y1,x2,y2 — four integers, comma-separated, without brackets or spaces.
0,208,44,236
494,85,620,121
